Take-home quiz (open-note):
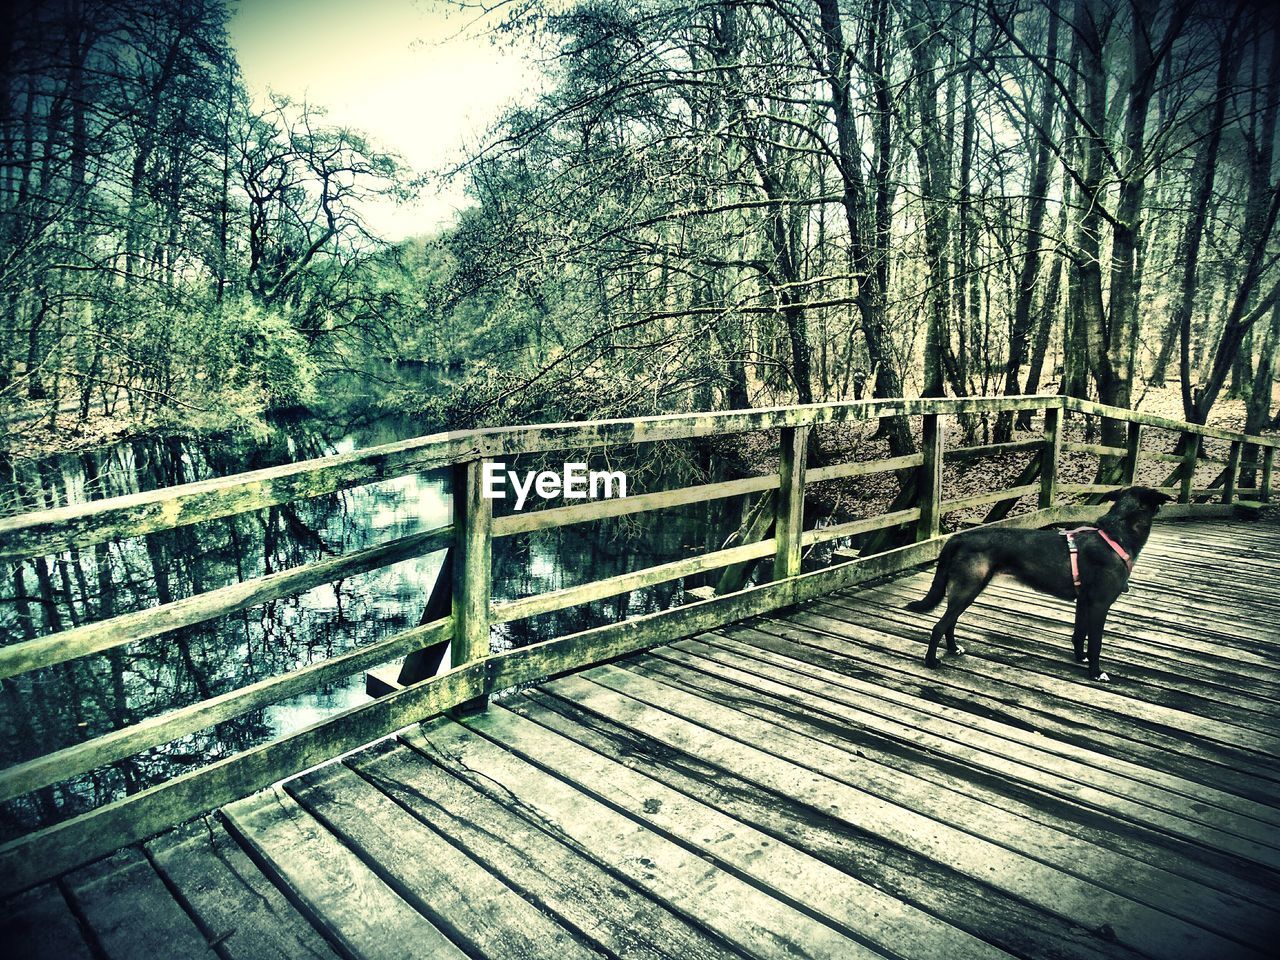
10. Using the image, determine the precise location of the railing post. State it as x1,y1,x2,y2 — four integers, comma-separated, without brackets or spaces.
917,412,943,541
1038,405,1061,510
1122,421,1143,486
1262,447,1274,503
452,458,493,672
1223,440,1242,505
1179,433,1200,503
775,426,809,579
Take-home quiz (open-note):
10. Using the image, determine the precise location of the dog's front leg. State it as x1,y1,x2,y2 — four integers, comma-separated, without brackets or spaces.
1081,596,1112,682
1071,601,1087,663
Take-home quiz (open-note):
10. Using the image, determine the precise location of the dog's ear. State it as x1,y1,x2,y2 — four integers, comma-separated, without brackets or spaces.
1133,487,1173,509
1100,488,1124,502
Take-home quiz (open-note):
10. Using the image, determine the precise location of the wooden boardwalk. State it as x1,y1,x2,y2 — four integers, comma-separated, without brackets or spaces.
3,517,1279,959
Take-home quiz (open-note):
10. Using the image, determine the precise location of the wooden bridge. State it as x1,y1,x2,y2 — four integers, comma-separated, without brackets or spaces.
1,395,1277,959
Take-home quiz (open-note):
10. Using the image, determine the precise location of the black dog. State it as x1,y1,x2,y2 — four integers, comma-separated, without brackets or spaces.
906,486,1173,681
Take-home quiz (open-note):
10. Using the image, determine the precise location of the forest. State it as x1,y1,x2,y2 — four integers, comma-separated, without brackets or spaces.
2,0,1279,457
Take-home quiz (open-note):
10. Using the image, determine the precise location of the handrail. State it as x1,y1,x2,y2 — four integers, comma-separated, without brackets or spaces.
0,392,1273,898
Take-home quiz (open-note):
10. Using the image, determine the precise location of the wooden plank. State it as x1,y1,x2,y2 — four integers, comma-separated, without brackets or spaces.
285,763,597,960
451,460,491,668
944,439,1045,461
802,508,920,547
1060,484,1124,495
0,524,451,681
0,883,95,960
404,719,872,960
806,453,924,482
0,617,452,805
8,395,1274,566
492,473,777,537
1224,440,1242,505
1262,446,1274,502
492,539,777,623
679,631,1280,833
917,413,943,541
774,426,808,579
1063,441,1129,458
63,847,217,959
146,818,340,960
775,605,1280,781
1061,396,1279,448
1181,434,1202,503
567,666,1258,959
459,704,1009,960
1123,422,1143,485
792,603,1280,762
1039,405,1061,508
506,690,1130,960
0,660,487,898
0,395,1061,565
941,484,1040,513
730,620,1280,807
0,505,1128,894
655,640,1280,874
630,650,1280,917
223,787,465,960
351,740,730,960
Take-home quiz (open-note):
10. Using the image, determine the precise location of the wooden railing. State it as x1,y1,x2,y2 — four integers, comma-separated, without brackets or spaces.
0,393,1274,895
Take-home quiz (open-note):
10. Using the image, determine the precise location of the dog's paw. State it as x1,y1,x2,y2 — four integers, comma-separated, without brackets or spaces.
1074,651,1088,663
948,644,966,656
924,656,941,668
1092,671,1111,683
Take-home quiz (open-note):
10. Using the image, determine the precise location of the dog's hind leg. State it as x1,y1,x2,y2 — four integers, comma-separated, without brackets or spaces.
924,562,991,667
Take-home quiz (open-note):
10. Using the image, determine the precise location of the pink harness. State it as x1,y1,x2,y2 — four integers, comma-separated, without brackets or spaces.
1059,526,1133,592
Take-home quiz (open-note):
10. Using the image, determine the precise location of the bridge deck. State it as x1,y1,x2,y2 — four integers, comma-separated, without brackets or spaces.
3,518,1278,960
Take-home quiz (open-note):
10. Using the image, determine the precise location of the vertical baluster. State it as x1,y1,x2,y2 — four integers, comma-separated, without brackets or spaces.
452,458,492,670
775,426,808,579
917,412,943,540
1038,405,1061,510
1179,433,1200,503
1122,421,1143,486
1262,446,1274,503
1223,440,1242,505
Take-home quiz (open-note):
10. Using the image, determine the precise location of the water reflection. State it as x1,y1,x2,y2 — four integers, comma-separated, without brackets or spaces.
0,388,745,838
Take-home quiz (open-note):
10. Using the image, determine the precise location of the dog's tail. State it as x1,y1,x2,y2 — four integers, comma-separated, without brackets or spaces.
905,539,956,612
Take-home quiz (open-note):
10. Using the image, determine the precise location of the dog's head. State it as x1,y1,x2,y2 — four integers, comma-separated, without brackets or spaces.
1101,486,1174,538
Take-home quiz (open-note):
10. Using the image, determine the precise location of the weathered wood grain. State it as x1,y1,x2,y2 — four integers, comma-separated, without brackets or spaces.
63,847,217,959
916,413,943,541
405,719,871,960
774,426,808,579
350,740,731,960
459,703,1009,960
451,460,492,668
285,763,599,960
146,818,340,960
222,788,465,960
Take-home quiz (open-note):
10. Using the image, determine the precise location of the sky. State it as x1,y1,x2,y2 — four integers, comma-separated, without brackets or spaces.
227,0,542,240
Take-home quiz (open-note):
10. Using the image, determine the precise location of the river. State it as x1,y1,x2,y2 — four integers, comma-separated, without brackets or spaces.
0,373,751,839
